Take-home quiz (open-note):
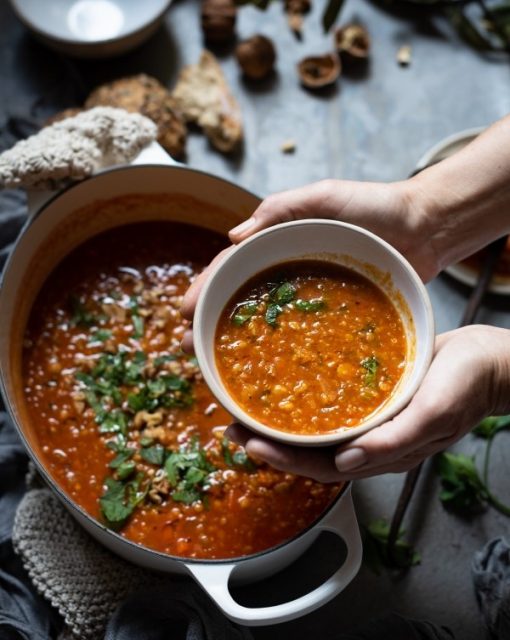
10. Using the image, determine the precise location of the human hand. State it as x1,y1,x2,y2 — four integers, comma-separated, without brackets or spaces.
181,178,438,351
222,325,510,481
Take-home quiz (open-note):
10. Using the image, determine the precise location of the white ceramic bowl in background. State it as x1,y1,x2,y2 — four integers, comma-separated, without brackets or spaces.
194,219,435,447
9,0,172,58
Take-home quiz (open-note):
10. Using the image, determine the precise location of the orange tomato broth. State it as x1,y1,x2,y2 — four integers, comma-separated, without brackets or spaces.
22,221,341,559
215,261,407,435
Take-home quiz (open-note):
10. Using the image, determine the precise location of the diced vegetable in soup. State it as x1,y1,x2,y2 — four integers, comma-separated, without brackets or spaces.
215,261,407,435
22,221,341,559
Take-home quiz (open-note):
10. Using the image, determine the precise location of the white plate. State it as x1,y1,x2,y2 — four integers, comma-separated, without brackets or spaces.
10,0,172,58
415,127,510,296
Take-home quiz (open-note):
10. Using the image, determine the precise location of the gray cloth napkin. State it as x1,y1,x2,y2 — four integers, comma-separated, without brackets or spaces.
473,537,510,639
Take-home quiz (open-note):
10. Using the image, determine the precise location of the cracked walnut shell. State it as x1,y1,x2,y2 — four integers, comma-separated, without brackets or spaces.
297,53,341,89
201,0,237,45
335,24,370,61
235,35,276,80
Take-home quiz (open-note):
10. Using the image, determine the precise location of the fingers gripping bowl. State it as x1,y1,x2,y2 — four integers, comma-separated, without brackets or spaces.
194,219,435,446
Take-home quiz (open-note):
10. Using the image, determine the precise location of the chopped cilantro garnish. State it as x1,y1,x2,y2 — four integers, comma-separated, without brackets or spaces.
140,444,165,466
117,460,136,480
109,448,135,469
265,303,283,327
272,282,296,305
232,301,258,326
88,329,112,344
164,438,216,505
295,298,326,312
361,356,379,386
69,295,97,327
99,475,146,529
132,315,144,339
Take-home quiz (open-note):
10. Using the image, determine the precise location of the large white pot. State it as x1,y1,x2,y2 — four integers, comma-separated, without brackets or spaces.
0,144,362,626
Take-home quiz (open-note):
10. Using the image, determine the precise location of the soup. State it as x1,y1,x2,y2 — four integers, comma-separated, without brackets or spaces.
22,221,340,559
215,261,407,435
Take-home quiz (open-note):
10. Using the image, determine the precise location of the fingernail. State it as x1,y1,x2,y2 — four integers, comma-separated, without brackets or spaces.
335,447,367,472
230,218,255,238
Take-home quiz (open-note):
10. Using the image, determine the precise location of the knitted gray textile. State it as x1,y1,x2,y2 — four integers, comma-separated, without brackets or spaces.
0,107,157,190
12,487,253,640
472,537,510,639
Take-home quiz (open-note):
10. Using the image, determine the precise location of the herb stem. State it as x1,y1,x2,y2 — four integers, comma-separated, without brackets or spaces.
482,434,510,516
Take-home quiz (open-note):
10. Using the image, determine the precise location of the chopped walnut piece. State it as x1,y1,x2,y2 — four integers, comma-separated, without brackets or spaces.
134,410,164,430
397,45,412,67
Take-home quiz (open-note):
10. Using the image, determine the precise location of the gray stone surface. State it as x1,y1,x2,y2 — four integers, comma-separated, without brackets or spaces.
1,0,510,638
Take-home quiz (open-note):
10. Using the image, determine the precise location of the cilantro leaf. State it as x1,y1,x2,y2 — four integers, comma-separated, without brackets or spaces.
232,302,258,326
294,298,326,312
362,519,421,575
109,448,135,469
132,315,144,339
265,303,282,327
140,444,165,466
273,282,296,305
436,452,488,512
473,415,510,439
88,329,112,344
99,477,134,529
69,295,97,327
361,356,379,386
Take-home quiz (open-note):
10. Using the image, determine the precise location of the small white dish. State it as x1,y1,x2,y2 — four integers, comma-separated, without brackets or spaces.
415,127,510,296
194,219,435,447
10,0,172,58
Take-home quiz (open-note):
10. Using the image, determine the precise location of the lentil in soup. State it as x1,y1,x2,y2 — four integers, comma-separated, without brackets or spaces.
215,261,407,435
22,221,340,559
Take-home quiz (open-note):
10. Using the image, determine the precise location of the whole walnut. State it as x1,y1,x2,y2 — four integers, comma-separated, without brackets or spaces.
235,35,276,80
201,0,237,45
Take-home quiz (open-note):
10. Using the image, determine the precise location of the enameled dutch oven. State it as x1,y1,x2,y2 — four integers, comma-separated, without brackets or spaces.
0,143,362,626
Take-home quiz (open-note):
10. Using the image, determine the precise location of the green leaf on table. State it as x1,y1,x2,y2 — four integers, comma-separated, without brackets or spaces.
436,452,488,512
88,329,112,344
473,415,510,439
361,519,420,575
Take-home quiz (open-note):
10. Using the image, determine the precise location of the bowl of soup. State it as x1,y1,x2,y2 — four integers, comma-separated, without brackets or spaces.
194,219,435,446
0,152,363,626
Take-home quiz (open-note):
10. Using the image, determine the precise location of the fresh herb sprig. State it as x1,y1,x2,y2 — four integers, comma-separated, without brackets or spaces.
165,437,218,504
362,519,421,574
437,415,510,517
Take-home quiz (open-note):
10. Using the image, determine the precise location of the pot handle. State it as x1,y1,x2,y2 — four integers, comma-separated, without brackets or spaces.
26,141,179,218
185,485,362,627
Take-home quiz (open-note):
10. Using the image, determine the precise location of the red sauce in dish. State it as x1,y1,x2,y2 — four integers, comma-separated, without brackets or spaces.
22,220,340,559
